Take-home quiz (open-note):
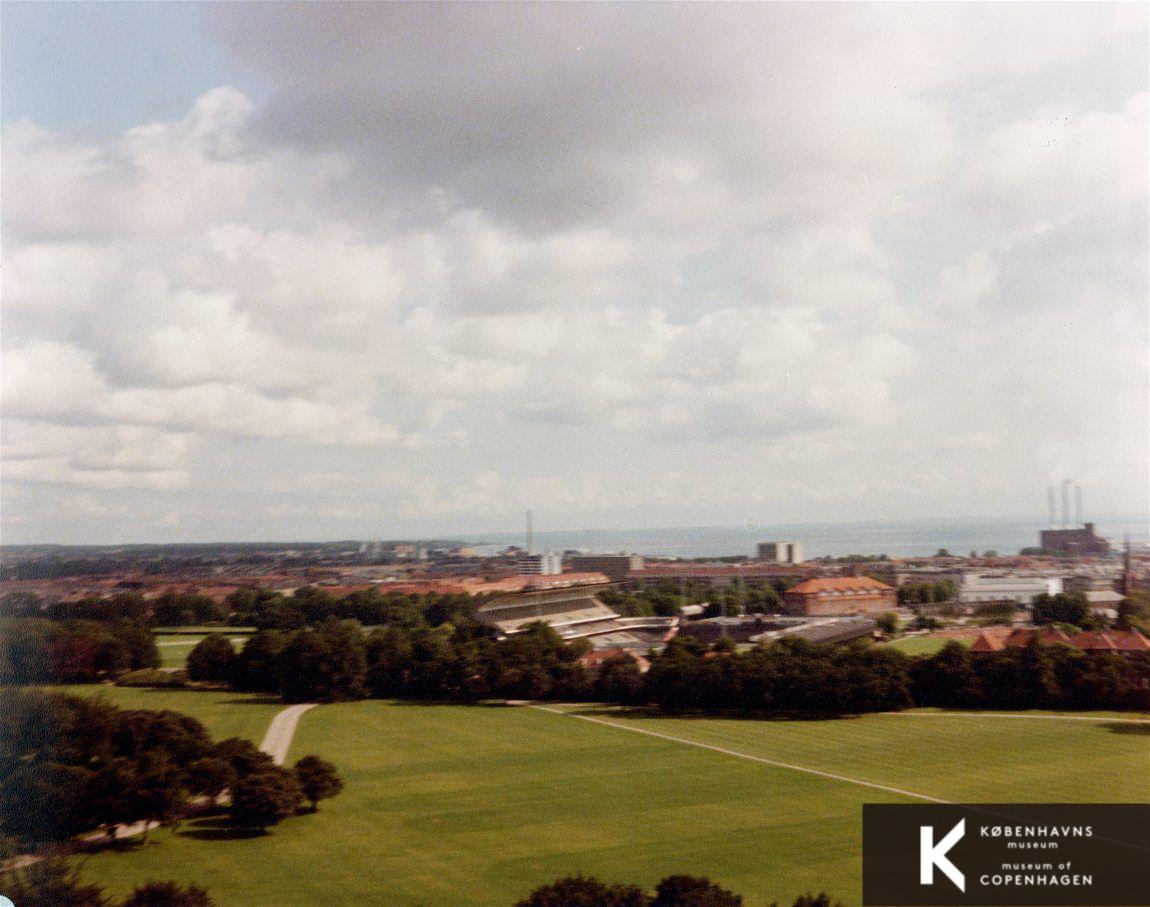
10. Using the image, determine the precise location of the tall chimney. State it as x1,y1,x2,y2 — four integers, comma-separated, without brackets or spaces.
526,510,534,555
1074,485,1083,527
1061,479,1071,530
1047,486,1057,529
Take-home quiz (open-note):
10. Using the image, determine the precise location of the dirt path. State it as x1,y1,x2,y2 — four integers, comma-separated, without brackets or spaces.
259,703,317,765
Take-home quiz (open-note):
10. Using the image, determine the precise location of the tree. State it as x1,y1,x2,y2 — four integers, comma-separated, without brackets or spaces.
934,549,952,558
187,757,236,800
120,881,215,907
595,655,644,704
653,875,742,906
875,612,897,634
186,634,236,683
1032,592,1090,628
231,630,285,692
515,875,649,907
785,896,844,907
0,856,109,907
212,737,275,777
230,766,303,831
293,755,344,811
278,619,367,702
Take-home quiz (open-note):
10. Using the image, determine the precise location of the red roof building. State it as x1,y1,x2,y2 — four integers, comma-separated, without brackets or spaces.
781,576,897,617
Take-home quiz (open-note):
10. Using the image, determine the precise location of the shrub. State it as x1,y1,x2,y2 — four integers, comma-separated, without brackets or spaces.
117,668,188,688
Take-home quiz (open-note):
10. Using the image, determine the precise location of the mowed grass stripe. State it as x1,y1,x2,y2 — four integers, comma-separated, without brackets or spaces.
563,706,1150,805
530,704,949,803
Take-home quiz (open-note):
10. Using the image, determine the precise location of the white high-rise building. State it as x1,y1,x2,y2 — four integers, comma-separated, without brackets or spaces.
517,551,563,575
757,541,804,564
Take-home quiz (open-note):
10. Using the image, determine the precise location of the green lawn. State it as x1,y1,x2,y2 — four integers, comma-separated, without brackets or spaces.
155,635,204,668
154,633,250,668
880,634,973,655
60,686,282,743
77,701,1150,907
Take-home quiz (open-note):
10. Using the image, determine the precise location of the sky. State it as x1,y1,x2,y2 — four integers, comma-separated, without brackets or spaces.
1,2,1147,544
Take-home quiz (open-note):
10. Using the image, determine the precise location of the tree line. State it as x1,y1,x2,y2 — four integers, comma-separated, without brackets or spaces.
2,585,480,631
0,617,159,684
1,858,217,907
0,689,343,849
184,619,1150,713
515,874,842,907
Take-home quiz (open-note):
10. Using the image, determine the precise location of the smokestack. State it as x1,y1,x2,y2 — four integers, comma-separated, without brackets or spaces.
526,510,534,555
1061,479,1071,530
1075,485,1083,527
1047,486,1057,529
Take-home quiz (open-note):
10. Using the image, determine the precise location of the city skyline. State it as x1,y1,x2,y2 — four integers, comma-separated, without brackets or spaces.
3,3,1147,544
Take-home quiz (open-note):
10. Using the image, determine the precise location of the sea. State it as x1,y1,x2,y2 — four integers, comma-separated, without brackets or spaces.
466,516,1149,560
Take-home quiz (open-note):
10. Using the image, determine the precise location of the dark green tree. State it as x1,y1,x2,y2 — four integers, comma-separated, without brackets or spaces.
211,737,275,777
292,755,344,811
230,766,303,831
0,856,109,907
186,634,236,683
653,874,743,906
231,630,285,692
120,880,215,906
515,875,649,906
187,757,236,800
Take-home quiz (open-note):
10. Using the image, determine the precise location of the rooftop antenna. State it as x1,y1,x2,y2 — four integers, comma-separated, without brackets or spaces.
1061,479,1071,530
1075,484,1083,527
1047,486,1057,529
526,510,534,555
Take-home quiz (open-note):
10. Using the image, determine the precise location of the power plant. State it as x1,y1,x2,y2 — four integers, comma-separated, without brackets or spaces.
1039,481,1110,556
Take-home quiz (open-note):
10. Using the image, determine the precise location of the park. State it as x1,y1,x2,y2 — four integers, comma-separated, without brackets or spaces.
64,686,1150,906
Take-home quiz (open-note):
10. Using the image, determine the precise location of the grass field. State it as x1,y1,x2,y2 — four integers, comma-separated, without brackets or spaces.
75,697,1150,907
155,635,204,668
154,633,251,668
880,635,974,655
60,685,283,743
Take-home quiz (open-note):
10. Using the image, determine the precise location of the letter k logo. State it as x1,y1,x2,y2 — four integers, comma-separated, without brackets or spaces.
921,819,965,892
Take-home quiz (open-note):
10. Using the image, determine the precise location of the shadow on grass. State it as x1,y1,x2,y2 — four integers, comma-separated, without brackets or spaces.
177,816,267,841
565,704,867,723
1100,721,1150,735
217,695,286,706
387,698,519,710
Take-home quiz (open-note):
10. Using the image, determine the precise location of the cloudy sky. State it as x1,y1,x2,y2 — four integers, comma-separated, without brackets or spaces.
2,2,1147,544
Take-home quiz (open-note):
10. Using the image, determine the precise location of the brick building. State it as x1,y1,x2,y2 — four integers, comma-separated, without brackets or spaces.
781,576,896,616
1039,523,1110,556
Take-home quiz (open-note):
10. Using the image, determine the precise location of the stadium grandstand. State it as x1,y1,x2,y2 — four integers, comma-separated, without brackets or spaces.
475,584,677,650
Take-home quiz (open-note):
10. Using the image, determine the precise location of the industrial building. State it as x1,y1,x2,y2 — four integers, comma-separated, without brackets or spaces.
1039,481,1110,556
1040,524,1111,557
956,572,1063,604
757,541,804,564
566,554,644,581
780,576,896,616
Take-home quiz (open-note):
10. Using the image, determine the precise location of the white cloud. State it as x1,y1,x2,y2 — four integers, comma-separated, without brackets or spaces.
2,3,1146,540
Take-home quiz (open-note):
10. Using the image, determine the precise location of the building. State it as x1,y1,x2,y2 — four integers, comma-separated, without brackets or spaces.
566,554,644,582
1039,523,1110,557
474,584,676,651
516,552,562,575
956,572,1063,605
972,626,1150,654
781,576,896,616
757,541,804,564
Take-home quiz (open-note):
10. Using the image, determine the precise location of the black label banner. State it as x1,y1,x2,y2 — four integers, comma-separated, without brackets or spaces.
863,804,1150,906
